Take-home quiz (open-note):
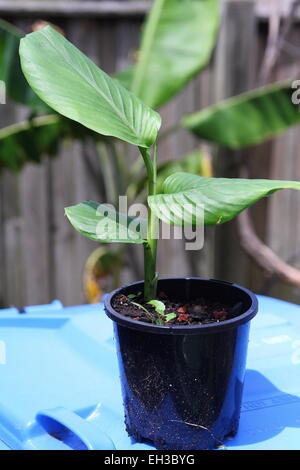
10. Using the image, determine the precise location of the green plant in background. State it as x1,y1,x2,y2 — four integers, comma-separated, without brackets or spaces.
19,25,300,317
2,0,300,302
0,18,90,172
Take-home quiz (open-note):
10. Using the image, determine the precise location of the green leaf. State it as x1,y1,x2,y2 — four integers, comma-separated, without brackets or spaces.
165,313,177,322
182,82,300,149
0,19,48,111
148,172,300,226
127,292,142,299
65,201,148,244
0,111,103,173
147,299,166,315
118,0,219,108
0,114,65,172
19,26,161,147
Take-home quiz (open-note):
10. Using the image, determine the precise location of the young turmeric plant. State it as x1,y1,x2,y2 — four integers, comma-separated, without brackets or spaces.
19,26,300,315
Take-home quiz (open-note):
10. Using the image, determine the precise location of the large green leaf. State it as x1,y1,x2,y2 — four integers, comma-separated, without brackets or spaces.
0,114,66,172
117,0,219,109
182,82,300,149
65,201,147,244
148,172,300,226
0,19,48,111
19,26,161,148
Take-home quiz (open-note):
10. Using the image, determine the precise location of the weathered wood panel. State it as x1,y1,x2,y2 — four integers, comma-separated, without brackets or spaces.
213,0,257,285
266,21,300,303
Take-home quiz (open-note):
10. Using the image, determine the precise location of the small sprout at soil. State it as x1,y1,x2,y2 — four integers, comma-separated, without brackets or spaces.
130,299,176,325
165,313,177,322
127,292,142,299
131,301,150,314
147,300,177,325
147,300,166,315
131,301,156,323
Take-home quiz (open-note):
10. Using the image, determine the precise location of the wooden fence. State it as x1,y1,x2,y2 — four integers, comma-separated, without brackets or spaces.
1,0,300,308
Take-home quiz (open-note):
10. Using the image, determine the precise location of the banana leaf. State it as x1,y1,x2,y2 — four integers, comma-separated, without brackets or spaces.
0,19,48,111
182,82,300,149
117,0,220,109
149,172,300,225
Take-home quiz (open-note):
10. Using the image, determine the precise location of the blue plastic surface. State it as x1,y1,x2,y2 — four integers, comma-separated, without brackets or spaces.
0,295,300,450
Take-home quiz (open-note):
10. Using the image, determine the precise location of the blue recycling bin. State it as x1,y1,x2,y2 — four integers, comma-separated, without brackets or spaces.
0,295,300,450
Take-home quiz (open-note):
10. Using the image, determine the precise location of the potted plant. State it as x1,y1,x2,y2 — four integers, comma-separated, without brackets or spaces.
19,26,300,450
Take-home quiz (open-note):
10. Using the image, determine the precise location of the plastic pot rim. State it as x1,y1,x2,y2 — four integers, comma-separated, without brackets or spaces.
104,277,259,336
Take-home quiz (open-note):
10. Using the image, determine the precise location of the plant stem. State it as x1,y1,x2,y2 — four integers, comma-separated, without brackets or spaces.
139,146,159,301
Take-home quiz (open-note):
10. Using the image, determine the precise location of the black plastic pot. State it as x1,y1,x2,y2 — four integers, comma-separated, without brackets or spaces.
104,278,258,450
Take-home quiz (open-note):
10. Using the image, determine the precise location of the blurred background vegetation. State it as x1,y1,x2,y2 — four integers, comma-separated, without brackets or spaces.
1,0,300,308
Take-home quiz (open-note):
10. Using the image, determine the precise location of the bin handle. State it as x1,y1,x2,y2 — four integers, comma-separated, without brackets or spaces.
36,407,115,450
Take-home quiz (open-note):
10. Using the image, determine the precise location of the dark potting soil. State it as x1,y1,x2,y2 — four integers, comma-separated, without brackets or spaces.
112,290,240,326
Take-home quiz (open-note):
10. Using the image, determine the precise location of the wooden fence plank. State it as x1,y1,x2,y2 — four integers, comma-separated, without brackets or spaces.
0,1,150,17
50,140,95,305
0,95,25,308
0,0,298,21
19,161,52,306
212,0,257,286
1,171,25,308
266,23,300,302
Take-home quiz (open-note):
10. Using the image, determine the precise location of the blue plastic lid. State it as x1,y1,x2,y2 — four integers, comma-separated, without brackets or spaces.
0,295,300,450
